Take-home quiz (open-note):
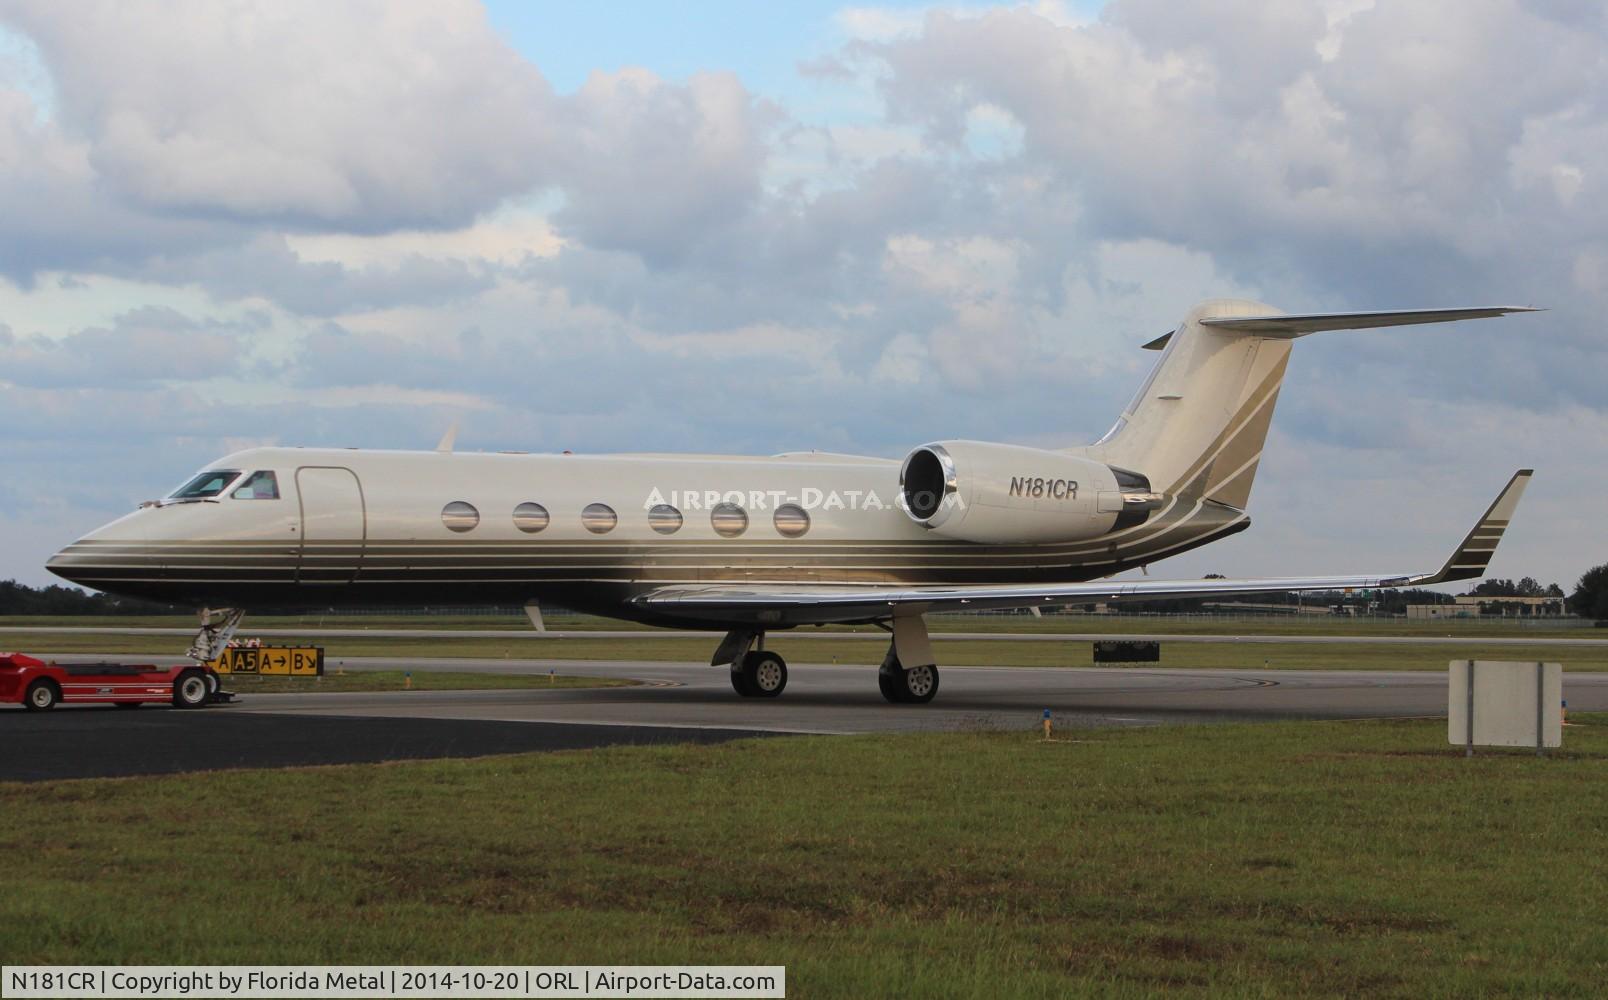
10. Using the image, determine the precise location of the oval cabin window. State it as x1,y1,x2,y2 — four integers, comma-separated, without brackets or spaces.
773,503,810,538
711,502,748,538
648,504,683,534
441,501,480,533
582,503,618,534
513,502,550,533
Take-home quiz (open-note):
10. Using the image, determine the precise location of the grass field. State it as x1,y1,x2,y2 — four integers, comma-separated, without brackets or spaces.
3,717,1605,996
217,670,632,694
6,630,1606,673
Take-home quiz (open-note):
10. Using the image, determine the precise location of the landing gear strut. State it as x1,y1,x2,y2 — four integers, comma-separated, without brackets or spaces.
187,607,245,664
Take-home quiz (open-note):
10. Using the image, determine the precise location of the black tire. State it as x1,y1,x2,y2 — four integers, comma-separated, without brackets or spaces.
878,663,905,703
879,661,939,704
204,671,220,697
744,651,787,698
23,679,59,712
730,666,756,697
172,669,210,709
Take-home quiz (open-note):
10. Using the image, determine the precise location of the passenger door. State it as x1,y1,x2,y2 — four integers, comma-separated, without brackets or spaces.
296,467,365,585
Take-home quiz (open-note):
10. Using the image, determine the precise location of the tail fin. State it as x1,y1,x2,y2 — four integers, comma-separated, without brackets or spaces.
1086,299,1538,510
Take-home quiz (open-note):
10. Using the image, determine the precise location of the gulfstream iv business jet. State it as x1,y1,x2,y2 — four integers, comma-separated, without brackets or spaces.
49,300,1536,703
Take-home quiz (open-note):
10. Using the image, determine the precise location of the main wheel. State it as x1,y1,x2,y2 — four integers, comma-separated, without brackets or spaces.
879,661,939,704
23,679,59,712
743,651,787,698
172,669,210,709
730,667,756,697
901,663,939,704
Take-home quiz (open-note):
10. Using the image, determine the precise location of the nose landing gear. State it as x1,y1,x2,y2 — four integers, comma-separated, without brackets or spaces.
187,607,246,664
183,607,243,704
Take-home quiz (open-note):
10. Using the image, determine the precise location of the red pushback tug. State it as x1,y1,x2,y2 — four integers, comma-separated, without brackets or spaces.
0,652,221,711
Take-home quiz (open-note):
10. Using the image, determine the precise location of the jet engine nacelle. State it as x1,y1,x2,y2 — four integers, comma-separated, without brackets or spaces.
899,440,1163,544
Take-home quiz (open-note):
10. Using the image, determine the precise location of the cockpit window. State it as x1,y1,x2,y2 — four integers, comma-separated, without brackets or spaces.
167,470,241,500
231,470,280,500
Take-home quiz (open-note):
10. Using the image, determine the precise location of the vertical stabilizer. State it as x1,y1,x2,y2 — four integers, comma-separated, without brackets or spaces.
1088,299,1291,510
1084,300,1537,510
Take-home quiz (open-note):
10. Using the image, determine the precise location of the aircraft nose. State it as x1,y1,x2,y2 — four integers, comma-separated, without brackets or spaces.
47,535,103,587
46,509,152,590
45,545,77,582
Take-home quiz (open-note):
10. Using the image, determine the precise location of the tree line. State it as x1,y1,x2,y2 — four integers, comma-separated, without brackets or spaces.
0,580,175,615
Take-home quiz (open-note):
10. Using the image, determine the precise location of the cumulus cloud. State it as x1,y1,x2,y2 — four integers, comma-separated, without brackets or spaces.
0,0,555,231
550,70,780,263
0,81,240,281
132,235,497,316
0,305,253,387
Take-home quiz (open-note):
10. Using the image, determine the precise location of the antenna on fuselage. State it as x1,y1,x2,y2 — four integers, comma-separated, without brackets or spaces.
435,421,460,454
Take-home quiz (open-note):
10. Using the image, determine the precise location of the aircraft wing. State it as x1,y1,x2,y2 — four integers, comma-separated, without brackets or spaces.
630,470,1532,626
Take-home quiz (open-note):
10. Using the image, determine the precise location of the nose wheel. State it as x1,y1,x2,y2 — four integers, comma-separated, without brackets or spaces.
731,650,788,698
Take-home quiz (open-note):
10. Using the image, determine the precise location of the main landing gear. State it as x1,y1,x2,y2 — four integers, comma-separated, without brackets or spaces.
878,649,940,704
711,614,941,704
732,650,788,698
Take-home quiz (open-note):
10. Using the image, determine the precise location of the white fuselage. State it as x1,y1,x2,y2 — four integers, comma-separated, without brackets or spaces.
47,445,1240,626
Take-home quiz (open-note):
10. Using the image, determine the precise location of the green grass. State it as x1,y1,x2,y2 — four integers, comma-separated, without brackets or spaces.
6,630,1606,672
4,718,1607,996
218,670,632,694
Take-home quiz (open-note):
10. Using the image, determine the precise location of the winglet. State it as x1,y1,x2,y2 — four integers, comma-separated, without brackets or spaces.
1397,470,1533,586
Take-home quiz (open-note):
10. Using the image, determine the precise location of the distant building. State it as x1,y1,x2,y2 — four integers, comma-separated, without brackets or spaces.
1406,596,1566,619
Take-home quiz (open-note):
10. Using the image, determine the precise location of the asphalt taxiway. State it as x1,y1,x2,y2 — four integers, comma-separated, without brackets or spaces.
0,710,768,782
219,657,1608,731
10,656,1606,781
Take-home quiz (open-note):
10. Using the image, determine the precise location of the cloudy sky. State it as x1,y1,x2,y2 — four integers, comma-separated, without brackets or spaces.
1,0,1604,592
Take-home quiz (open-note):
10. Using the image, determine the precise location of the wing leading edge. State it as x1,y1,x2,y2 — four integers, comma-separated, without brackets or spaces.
631,470,1533,626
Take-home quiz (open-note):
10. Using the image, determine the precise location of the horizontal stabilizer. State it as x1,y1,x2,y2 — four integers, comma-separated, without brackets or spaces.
1199,306,1540,338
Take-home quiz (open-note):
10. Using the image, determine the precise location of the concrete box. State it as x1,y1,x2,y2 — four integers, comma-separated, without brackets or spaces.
1447,660,1562,750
